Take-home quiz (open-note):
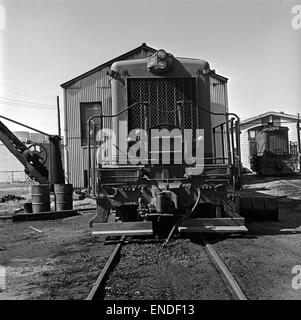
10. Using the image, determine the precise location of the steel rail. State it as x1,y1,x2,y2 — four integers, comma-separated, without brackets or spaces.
86,235,125,300
200,236,247,300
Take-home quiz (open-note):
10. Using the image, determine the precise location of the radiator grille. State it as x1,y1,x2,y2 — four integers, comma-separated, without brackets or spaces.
127,78,197,132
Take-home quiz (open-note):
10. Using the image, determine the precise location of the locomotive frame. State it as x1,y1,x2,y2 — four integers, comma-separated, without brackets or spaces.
86,49,276,238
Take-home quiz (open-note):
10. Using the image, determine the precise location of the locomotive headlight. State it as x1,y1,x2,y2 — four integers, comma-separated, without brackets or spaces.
157,49,167,59
147,49,173,73
158,60,167,69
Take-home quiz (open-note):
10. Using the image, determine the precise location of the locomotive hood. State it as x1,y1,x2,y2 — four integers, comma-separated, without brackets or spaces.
109,49,211,78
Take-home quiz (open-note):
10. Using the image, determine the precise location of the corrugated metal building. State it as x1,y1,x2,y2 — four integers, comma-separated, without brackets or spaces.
240,111,299,170
61,43,229,188
61,43,156,188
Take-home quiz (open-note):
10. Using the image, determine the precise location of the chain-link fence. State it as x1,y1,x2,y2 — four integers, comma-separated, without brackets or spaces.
0,171,27,183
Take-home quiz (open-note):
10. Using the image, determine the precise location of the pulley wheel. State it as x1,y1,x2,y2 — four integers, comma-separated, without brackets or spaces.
28,143,47,165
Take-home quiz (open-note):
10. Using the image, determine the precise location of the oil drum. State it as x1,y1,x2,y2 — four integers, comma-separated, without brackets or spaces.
31,184,51,213
54,184,73,211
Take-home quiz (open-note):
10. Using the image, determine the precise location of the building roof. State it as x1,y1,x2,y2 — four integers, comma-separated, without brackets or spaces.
60,43,157,88
241,111,298,125
61,43,229,88
210,71,228,82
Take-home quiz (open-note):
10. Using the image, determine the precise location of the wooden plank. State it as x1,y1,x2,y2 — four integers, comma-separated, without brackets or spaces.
92,221,153,231
92,229,153,236
92,221,153,236
179,217,245,227
28,226,42,233
178,225,248,233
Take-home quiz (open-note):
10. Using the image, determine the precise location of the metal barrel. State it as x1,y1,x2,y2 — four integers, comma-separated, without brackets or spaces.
54,184,73,211
31,184,51,213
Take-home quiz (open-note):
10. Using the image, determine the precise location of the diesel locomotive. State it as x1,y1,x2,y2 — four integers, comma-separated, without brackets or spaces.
87,49,249,237
250,125,299,176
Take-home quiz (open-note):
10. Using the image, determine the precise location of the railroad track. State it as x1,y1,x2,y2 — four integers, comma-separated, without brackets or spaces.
86,235,247,300
200,236,247,300
86,235,126,300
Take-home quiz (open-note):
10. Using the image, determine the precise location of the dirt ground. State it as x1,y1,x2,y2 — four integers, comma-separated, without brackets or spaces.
0,181,106,300
0,212,113,300
1,175,301,300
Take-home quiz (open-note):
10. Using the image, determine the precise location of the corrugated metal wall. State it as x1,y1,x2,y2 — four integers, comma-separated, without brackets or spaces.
64,48,154,188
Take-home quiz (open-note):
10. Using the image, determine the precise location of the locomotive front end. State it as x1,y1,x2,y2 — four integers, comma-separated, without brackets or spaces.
88,49,248,237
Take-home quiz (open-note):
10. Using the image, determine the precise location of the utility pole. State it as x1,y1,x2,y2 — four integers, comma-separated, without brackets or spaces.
297,113,301,172
57,96,61,138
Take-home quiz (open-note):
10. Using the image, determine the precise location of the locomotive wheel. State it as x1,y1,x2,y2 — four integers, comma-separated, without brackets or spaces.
28,143,47,165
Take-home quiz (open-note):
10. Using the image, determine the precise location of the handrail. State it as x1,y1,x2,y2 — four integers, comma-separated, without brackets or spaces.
87,101,242,196
87,102,150,196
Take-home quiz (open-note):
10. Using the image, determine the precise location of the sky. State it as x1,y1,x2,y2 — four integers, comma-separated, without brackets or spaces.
0,0,300,134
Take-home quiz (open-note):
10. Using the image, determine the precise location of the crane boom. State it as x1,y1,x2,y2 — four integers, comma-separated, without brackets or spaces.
0,120,49,184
